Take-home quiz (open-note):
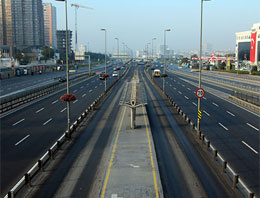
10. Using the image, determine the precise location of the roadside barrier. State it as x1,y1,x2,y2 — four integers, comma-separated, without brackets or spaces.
144,69,255,198
4,65,130,198
0,72,94,114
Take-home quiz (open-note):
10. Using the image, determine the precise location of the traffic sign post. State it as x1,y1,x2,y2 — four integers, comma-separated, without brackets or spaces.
196,88,205,98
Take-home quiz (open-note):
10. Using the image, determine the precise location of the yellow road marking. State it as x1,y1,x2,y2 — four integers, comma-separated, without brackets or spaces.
143,106,159,198
101,107,127,198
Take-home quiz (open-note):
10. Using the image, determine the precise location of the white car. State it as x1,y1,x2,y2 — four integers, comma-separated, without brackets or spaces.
112,72,118,77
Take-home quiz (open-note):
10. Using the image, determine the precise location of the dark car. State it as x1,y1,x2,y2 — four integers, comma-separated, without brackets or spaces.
58,77,66,82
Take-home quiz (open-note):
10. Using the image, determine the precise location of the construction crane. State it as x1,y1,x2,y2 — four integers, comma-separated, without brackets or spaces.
71,4,93,52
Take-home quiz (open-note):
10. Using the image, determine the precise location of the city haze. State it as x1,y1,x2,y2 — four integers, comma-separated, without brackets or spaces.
44,0,260,53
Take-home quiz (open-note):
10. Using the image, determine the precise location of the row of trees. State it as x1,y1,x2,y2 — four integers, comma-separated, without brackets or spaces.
13,46,106,65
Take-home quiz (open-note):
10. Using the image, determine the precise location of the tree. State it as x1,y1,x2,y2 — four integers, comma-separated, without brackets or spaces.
41,46,54,61
181,57,189,64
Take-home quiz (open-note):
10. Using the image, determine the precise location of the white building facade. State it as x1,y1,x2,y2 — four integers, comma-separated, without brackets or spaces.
235,23,260,66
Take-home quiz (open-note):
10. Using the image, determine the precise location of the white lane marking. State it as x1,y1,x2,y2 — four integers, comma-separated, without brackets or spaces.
182,84,185,87
87,83,89,86
80,86,84,89
12,118,25,126
73,90,77,93
73,99,78,104
192,102,197,106
15,135,30,146
177,82,180,84
173,87,176,90
99,83,102,85
212,102,219,107
187,87,191,91
226,111,235,117
89,89,93,93
203,97,207,100
82,94,86,97
52,100,58,104
184,96,189,100
170,84,172,87
43,118,52,126
36,108,44,113
193,91,196,94
60,108,67,113
246,123,259,131
178,91,182,94
174,80,176,82
203,110,210,116
91,80,95,83
129,164,140,168
219,122,228,131
242,141,258,154
95,86,97,89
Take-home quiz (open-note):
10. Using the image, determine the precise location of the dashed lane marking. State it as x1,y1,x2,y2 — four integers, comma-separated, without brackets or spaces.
60,108,67,113
43,118,52,126
52,100,59,104
226,111,235,117
219,122,228,131
12,118,25,126
36,108,44,113
15,135,30,146
246,123,259,131
242,141,258,154
212,102,219,107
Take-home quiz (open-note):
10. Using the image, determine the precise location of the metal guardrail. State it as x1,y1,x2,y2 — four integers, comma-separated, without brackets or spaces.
172,70,260,94
0,72,93,114
232,89,260,107
145,69,255,198
3,64,130,198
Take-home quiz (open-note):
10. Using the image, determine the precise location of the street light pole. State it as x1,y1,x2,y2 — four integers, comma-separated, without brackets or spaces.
197,0,210,137
163,29,171,93
152,38,156,64
101,29,107,91
86,55,91,76
115,38,119,77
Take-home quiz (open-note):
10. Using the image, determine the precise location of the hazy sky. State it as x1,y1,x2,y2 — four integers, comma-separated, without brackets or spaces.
44,0,260,54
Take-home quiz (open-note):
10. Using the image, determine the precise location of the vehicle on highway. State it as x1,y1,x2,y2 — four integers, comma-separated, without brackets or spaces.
152,69,161,77
58,77,66,82
191,69,199,72
112,71,118,77
99,72,109,80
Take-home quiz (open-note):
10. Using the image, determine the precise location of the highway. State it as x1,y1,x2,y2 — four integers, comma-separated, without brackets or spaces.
14,63,241,198
0,63,113,97
0,64,124,196
148,65,259,195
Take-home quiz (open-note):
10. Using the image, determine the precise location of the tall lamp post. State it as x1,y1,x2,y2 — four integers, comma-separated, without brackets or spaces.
152,38,156,62
115,38,119,76
101,29,107,92
86,55,91,76
197,0,211,137
56,0,71,137
163,29,171,93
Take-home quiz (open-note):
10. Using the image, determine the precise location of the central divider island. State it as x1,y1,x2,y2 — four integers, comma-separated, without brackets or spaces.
99,73,163,198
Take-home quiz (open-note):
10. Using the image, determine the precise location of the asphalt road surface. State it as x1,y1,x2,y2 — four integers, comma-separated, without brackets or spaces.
0,64,125,196
148,67,259,196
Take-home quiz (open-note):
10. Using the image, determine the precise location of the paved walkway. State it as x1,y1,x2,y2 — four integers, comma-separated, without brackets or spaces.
99,105,163,198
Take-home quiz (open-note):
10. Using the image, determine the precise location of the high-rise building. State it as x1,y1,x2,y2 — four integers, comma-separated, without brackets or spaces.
43,3,57,49
56,30,73,56
0,0,45,50
0,0,13,47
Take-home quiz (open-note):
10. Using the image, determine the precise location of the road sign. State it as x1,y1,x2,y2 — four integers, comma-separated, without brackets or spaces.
198,109,202,120
196,88,205,98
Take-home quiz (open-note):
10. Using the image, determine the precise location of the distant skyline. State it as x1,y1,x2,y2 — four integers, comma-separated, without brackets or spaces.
43,0,260,54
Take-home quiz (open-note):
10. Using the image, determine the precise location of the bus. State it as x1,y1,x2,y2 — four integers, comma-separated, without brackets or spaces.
153,69,161,77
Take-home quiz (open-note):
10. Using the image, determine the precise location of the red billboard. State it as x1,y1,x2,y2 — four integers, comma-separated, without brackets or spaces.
250,32,257,63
